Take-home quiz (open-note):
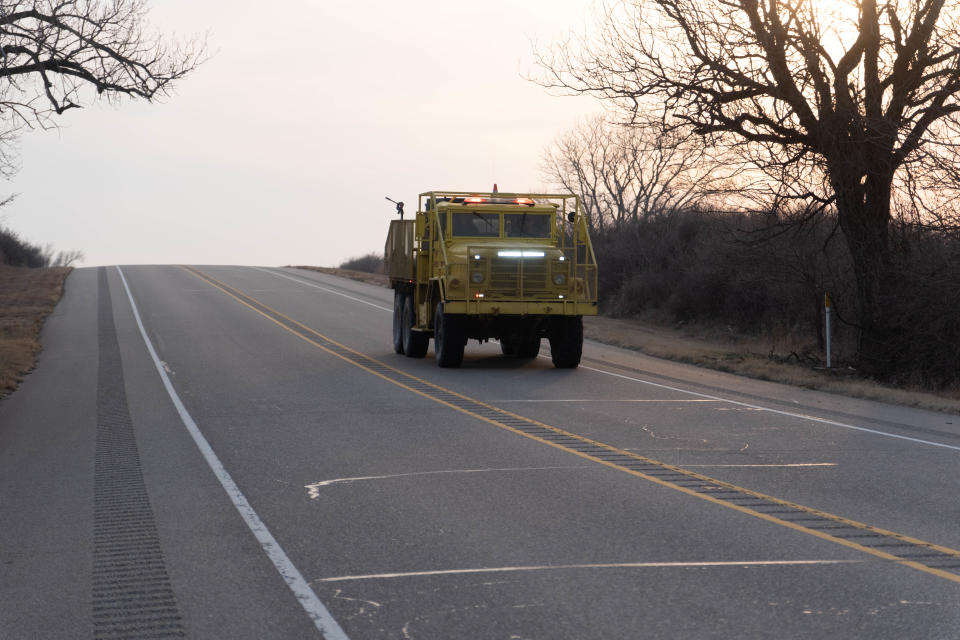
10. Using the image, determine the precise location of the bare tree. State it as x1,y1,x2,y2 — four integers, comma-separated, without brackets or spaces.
0,0,204,173
537,0,960,377
894,123,960,237
542,114,728,231
52,248,83,266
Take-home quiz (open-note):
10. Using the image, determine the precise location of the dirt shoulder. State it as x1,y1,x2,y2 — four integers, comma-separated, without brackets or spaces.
0,266,71,398
292,265,390,287
295,265,960,414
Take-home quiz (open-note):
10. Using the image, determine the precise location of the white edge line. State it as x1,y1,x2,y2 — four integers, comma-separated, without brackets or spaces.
258,266,959,454
115,266,349,640
254,267,392,312
315,559,861,583
582,365,960,453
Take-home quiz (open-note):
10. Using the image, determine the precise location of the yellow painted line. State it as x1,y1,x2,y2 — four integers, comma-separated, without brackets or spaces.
681,463,837,468
180,265,960,586
494,399,722,403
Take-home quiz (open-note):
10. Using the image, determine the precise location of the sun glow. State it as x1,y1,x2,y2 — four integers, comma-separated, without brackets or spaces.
800,0,865,60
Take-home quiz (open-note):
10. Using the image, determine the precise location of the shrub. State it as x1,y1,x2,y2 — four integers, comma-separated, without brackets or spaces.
0,225,49,267
880,232,960,387
339,253,383,273
591,206,958,387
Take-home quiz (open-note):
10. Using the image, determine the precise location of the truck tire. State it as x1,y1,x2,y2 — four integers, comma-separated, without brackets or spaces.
434,303,465,368
549,316,582,368
516,337,541,358
402,295,429,358
499,339,517,356
392,290,405,354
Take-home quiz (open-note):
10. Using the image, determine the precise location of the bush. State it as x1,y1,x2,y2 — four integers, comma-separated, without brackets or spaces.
0,225,50,267
881,231,960,387
339,253,383,273
591,207,959,387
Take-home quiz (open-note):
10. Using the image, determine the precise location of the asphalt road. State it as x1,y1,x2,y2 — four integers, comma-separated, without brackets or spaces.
2,264,959,639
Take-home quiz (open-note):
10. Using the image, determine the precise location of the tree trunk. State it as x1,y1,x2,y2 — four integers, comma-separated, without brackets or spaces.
832,169,897,378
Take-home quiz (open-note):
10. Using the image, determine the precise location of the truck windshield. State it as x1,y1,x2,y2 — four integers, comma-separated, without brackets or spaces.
504,213,551,238
451,212,500,237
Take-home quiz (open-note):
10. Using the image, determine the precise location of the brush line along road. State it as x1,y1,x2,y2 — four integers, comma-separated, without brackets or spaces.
1,265,959,639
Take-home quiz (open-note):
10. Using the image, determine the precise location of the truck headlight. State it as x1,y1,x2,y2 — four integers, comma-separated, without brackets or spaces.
471,271,485,284
552,273,567,286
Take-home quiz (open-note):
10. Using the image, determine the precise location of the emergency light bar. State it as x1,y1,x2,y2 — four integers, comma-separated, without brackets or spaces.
457,197,537,206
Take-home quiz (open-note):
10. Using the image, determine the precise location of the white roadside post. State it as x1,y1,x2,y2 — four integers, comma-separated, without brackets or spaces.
825,292,832,369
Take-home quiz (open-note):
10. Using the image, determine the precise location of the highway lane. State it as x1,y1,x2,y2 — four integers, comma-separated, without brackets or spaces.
1,264,959,639
323,269,959,541
213,266,960,551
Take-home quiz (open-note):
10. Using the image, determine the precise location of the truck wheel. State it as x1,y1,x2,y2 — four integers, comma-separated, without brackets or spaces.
434,303,465,368
549,316,582,368
392,290,405,354
516,337,542,358
402,295,429,358
500,339,517,356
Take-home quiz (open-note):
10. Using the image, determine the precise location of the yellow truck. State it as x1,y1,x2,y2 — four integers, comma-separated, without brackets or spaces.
385,190,597,368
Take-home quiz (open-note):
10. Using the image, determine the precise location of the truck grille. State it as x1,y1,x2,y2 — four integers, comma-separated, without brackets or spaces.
490,257,547,295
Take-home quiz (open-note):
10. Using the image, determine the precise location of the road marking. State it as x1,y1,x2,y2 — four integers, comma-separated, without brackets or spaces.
254,267,393,312
181,266,960,586
115,267,350,640
305,466,589,499
681,463,837,468
494,399,721,403
581,365,960,453
315,560,863,583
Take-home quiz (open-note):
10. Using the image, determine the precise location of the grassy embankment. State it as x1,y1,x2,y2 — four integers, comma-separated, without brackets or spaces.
294,265,960,414
0,266,71,398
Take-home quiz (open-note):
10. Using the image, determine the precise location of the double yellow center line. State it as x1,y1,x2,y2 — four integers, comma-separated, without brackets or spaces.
182,265,960,585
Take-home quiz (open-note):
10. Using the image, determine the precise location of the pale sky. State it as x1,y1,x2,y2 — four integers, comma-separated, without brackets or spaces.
2,0,601,268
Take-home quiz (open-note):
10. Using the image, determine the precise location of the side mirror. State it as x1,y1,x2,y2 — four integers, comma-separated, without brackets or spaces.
385,196,405,220
567,211,576,223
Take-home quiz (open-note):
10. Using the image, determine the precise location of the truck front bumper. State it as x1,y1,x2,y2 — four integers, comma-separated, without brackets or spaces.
443,299,598,316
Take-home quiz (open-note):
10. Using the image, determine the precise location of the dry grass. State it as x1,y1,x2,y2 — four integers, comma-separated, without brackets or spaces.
0,266,71,398
584,315,960,414
289,265,389,287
